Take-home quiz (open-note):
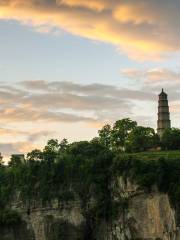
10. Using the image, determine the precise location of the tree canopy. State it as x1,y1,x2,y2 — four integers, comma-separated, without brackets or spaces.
161,128,180,150
98,118,159,152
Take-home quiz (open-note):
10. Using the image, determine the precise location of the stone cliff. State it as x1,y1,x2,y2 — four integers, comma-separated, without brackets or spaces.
1,179,180,240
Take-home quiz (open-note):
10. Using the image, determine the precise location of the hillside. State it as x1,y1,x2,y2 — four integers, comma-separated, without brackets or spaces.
0,139,180,239
1,118,180,239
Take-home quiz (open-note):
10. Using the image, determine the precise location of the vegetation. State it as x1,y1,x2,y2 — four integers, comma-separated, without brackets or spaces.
161,128,180,150
0,118,180,227
0,139,116,227
114,154,180,201
98,118,159,152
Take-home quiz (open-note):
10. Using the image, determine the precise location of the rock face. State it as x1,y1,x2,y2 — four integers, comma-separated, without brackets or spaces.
1,182,180,240
129,193,176,239
24,203,85,240
109,193,178,240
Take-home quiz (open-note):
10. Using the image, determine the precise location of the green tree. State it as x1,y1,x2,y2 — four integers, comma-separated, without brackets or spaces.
26,149,43,161
59,138,68,152
44,139,59,152
111,118,137,151
125,126,159,152
0,165,13,209
161,128,180,150
98,124,112,148
43,139,59,164
8,155,23,167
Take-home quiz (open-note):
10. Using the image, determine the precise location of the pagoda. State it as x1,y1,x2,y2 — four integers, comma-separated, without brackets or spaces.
157,89,171,138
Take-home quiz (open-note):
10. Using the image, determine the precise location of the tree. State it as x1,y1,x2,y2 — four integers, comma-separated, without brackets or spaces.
26,149,43,161
98,124,112,148
161,128,180,150
125,126,159,152
44,139,59,152
8,155,23,167
59,138,68,152
111,118,137,151
43,139,59,163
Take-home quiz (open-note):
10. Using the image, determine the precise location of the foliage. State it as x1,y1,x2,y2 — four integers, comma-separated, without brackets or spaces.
161,128,180,150
26,149,43,161
98,124,112,149
98,118,159,152
111,118,137,151
0,165,13,209
114,154,180,203
9,155,23,168
125,126,159,152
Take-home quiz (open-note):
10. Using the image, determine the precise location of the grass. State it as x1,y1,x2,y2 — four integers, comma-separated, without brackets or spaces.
127,150,180,161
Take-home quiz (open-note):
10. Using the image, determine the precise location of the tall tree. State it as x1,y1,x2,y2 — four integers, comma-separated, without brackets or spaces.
111,118,137,151
161,128,180,150
98,124,112,148
125,126,159,152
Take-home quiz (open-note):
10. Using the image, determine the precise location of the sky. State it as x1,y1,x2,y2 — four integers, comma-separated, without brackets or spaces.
0,0,180,159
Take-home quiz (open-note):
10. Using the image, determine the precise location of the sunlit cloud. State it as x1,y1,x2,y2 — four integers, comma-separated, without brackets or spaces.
59,0,107,11
0,80,154,126
0,127,53,162
0,0,180,60
121,68,180,92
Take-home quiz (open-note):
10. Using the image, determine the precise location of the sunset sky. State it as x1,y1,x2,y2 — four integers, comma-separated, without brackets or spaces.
0,0,180,159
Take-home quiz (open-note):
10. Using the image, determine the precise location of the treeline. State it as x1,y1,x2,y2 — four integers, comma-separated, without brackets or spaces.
98,118,180,152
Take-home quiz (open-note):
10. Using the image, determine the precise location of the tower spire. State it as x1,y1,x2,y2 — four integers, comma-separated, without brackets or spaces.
157,89,171,138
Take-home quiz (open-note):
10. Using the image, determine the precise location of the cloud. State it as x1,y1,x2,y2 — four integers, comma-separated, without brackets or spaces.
20,80,154,101
0,127,53,142
27,130,54,142
121,68,180,82
0,0,180,59
121,68,180,92
0,80,155,126
0,123,54,159
0,107,97,123
120,67,180,112
59,0,108,11
0,127,53,145
0,126,54,161
0,127,25,136
0,141,41,161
